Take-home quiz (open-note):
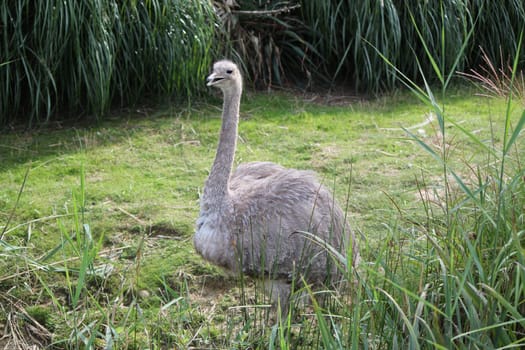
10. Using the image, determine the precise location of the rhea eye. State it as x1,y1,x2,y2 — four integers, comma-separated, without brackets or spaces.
226,69,233,74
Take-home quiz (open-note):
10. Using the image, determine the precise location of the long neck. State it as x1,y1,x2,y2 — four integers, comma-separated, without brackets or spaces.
203,88,241,202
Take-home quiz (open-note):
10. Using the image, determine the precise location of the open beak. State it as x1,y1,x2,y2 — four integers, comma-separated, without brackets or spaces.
206,72,224,86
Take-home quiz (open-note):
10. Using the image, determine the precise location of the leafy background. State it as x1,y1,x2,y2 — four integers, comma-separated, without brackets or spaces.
1,0,524,127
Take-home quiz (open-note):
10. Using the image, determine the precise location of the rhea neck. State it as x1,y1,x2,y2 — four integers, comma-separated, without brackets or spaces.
203,82,242,204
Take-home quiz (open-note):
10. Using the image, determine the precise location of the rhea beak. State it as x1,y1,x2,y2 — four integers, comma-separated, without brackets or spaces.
206,73,225,86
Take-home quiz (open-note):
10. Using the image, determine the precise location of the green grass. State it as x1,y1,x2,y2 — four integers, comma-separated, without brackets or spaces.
0,87,523,348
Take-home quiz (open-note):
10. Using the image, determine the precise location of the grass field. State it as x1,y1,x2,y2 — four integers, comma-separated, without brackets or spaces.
1,87,523,348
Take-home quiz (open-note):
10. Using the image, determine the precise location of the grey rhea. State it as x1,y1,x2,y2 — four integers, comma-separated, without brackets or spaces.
194,60,359,304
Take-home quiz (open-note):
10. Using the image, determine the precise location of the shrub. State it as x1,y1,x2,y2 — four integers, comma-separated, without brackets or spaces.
299,0,524,92
0,0,217,127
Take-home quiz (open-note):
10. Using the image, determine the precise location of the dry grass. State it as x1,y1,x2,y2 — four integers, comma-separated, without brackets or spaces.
459,47,525,106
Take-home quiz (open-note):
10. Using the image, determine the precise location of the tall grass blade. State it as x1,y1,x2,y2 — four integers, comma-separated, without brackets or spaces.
378,287,420,350
504,109,525,155
451,318,525,343
0,166,29,240
446,118,498,158
306,286,339,349
503,29,525,155
481,283,525,326
294,230,347,269
407,9,443,85
365,266,446,318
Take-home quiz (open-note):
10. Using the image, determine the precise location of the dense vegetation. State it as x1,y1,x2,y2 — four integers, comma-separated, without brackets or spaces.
1,0,524,127
0,0,216,127
1,0,524,348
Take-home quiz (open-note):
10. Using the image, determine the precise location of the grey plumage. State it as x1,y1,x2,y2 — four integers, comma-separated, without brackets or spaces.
194,60,359,298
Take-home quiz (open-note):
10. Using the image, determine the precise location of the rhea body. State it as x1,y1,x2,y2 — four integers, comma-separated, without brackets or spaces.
194,60,359,286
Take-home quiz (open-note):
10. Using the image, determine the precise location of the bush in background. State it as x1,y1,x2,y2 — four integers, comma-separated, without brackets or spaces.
217,0,524,91
0,0,216,127
1,0,524,128
300,0,524,91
